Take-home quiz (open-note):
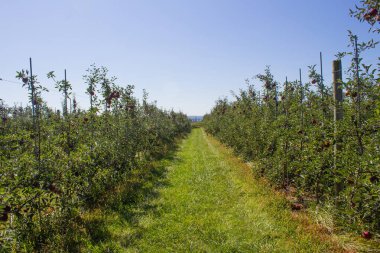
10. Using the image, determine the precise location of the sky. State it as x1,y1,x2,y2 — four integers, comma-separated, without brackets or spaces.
0,0,378,115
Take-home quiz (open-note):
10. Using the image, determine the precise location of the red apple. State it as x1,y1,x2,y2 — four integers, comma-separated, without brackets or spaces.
370,175,379,183
362,231,372,239
291,203,304,211
369,8,378,17
0,206,11,222
49,184,61,195
0,213,7,221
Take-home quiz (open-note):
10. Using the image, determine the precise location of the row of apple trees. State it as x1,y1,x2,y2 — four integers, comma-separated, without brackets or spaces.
203,33,379,233
0,64,191,252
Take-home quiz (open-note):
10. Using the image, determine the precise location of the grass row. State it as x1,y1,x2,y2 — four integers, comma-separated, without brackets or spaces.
82,128,366,252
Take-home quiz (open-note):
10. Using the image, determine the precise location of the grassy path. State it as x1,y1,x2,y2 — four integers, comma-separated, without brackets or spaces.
119,128,342,253
89,128,344,252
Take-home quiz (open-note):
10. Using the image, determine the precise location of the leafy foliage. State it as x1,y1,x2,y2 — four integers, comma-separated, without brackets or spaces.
0,65,191,252
204,34,380,233
350,0,380,33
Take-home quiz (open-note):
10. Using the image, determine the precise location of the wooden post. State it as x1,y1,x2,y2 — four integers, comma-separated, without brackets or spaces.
333,60,343,203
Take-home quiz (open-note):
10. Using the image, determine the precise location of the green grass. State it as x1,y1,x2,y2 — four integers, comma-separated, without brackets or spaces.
84,128,346,252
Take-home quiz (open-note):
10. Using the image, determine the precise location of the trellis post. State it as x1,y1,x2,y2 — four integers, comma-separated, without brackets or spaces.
333,59,343,204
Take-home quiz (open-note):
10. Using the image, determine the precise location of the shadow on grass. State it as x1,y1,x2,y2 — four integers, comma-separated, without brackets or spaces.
83,146,184,249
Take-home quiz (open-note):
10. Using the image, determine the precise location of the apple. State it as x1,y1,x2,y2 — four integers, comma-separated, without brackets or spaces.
369,8,378,17
49,184,61,195
370,175,379,183
265,81,271,89
0,212,8,221
362,231,372,239
291,202,304,210
0,206,11,221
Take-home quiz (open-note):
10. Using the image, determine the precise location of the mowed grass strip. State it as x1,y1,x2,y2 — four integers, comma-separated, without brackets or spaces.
124,128,343,253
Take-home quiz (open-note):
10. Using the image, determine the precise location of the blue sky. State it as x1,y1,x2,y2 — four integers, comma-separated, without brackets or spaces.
0,0,378,115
